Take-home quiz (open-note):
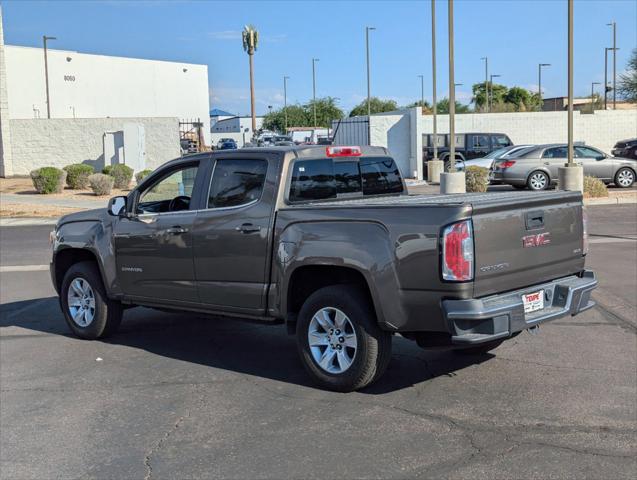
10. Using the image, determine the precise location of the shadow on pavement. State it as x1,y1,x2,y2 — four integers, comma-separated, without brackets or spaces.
1,297,493,394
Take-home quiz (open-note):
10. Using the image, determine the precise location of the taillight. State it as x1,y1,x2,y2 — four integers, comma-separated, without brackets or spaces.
499,160,516,169
582,207,589,255
326,146,362,157
442,220,474,281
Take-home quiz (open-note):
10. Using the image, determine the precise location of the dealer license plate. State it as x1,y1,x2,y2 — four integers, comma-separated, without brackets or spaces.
523,290,544,313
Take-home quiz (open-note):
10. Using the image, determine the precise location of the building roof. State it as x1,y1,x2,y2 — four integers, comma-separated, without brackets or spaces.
209,108,235,117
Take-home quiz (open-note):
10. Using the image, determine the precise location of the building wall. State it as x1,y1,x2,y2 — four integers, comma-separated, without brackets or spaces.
6,117,180,175
211,116,263,134
370,113,412,177
4,45,211,144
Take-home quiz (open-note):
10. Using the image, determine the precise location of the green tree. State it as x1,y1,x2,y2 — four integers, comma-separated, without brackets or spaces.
349,97,398,117
436,98,471,114
405,100,432,113
618,48,637,102
307,97,345,127
471,82,489,111
262,97,344,132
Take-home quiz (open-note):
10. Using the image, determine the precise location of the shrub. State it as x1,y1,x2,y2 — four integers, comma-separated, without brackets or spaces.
135,169,153,184
88,173,114,196
30,167,66,194
63,164,94,189
465,166,490,193
102,165,112,175
105,164,134,189
583,175,608,198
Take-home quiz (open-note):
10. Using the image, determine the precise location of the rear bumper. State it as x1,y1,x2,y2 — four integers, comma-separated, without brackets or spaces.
442,270,597,345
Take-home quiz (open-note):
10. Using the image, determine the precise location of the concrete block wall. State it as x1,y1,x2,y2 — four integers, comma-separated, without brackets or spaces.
369,112,412,177
5,117,181,176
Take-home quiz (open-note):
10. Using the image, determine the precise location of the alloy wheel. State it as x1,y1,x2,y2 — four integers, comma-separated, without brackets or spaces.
67,277,96,327
617,169,634,187
308,307,358,374
529,172,548,190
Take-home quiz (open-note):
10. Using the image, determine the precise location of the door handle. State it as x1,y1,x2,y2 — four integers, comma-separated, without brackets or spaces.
165,226,188,235
543,162,550,166
235,223,261,234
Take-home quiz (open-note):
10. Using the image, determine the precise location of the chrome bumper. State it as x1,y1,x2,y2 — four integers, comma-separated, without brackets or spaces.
443,270,598,345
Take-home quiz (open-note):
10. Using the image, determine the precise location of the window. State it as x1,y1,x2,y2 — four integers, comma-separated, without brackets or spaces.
542,147,568,159
334,161,362,195
472,135,490,148
360,157,404,195
138,164,198,213
492,135,511,148
289,159,337,202
208,159,267,208
575,146,604,159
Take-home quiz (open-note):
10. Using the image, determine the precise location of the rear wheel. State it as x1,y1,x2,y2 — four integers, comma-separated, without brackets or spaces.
60,261,122,339
614,167,635,188
296,285,392,392
527,170,550,191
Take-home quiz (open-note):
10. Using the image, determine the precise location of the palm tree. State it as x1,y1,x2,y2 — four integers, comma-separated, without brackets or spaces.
242,25,259,135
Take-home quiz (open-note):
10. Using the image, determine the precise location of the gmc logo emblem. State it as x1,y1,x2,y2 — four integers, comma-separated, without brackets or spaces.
522,232,551,248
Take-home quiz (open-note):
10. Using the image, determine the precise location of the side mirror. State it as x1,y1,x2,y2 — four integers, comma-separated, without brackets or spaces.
107,196,127,217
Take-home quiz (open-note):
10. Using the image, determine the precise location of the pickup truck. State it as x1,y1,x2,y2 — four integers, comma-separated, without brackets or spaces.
423,132,513,163
50,145,597,391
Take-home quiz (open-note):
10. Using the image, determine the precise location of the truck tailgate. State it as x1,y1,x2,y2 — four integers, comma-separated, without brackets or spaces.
471,191,585,297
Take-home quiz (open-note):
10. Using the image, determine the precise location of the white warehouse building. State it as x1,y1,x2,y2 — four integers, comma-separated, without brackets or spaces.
3,45,211,144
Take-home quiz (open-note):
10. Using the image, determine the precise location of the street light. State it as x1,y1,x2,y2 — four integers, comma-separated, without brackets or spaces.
538,63,551,108
42,35,57,119
606,21,617,109
283,75,290,132
312,58,319,127
417,75,425,110
366,26,376,116
481,57,488,112
591,82,600,113
431,0,439,167
489,74,501,111
567,0,574,167
448,0,456,174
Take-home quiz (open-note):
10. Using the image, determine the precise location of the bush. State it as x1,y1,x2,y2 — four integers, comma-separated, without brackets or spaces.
135,169,153,184
30,167,66,194
102,165,112,175
465,166,490,192
105,164,134,189
583,175,608,198
88,173,114,196
63,164,94,189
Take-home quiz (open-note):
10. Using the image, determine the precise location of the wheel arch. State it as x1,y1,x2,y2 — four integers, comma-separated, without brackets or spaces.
53,247,106,294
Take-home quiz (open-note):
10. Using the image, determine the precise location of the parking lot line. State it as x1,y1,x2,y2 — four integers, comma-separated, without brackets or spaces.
0,265,49,273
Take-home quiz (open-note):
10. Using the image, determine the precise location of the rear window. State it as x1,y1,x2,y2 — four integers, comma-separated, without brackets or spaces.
288,157,403,203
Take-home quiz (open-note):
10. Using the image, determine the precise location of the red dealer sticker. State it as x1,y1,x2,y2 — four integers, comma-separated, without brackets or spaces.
523,290,544,314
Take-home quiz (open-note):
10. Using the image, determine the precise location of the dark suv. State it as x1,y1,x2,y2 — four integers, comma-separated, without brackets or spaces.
423,132,513,163
612,138,637,160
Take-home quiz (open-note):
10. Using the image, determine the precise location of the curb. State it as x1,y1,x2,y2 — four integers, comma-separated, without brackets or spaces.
0,217,58,227
584,195,637,206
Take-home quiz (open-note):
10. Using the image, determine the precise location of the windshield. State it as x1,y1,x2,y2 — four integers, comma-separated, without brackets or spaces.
484,147,509,159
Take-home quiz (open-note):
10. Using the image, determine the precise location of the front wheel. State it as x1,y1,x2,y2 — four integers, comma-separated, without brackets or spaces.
614,167,635,188
527,170,550,191
60,261,122,339
296,285,392,392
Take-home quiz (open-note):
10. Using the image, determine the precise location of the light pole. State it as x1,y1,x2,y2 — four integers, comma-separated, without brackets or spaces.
312,58,319,127
481,56,488,112
366,26,376,116
607,21,616,109
417,75,425,109
43,35,56,119
447,0,455,174
591,82,600,113
489,74,501,111
283,75,289,132
538,63,550,109
431,0,438,164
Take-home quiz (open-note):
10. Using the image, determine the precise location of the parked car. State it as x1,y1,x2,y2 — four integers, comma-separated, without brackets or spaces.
218,140,238,150
611,138,637,160
275,141,295,146
50,145,596,391
424,132,513,165
491,143,636,190
216,138,235,149
457,145,533,171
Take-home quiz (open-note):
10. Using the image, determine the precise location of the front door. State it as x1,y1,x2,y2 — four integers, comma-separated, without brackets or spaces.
114,160,204,303
575,146,613,180
192,156,276,315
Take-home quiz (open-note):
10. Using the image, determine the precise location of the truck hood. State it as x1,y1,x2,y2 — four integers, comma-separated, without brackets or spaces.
57,208,109,228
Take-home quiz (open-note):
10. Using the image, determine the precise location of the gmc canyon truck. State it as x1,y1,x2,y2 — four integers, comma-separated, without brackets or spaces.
50,145,598,391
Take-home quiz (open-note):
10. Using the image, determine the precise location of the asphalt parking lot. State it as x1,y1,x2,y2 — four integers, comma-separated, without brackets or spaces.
1,204,636,479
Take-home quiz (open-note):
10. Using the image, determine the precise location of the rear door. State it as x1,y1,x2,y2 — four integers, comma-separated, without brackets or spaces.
541,146,568,178
471,192,585,297
466,134,490,160
192,153,279,315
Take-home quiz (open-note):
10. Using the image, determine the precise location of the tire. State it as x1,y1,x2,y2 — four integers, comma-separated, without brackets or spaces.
454,339,505,356
60,261,122,339
527,170,550,191
296,285,392,392
614,167,635,188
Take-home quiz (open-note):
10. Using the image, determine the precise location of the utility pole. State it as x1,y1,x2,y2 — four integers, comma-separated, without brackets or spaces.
447,0,455,173
418,75,424,110
481,57,488,112
312,58,319,127
283,75,289,132
606,21,617,109
604,48,610,109
591,82,600,113
43,35,56,119
538,63,550,109
489,74,501,111
366,26,375,116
